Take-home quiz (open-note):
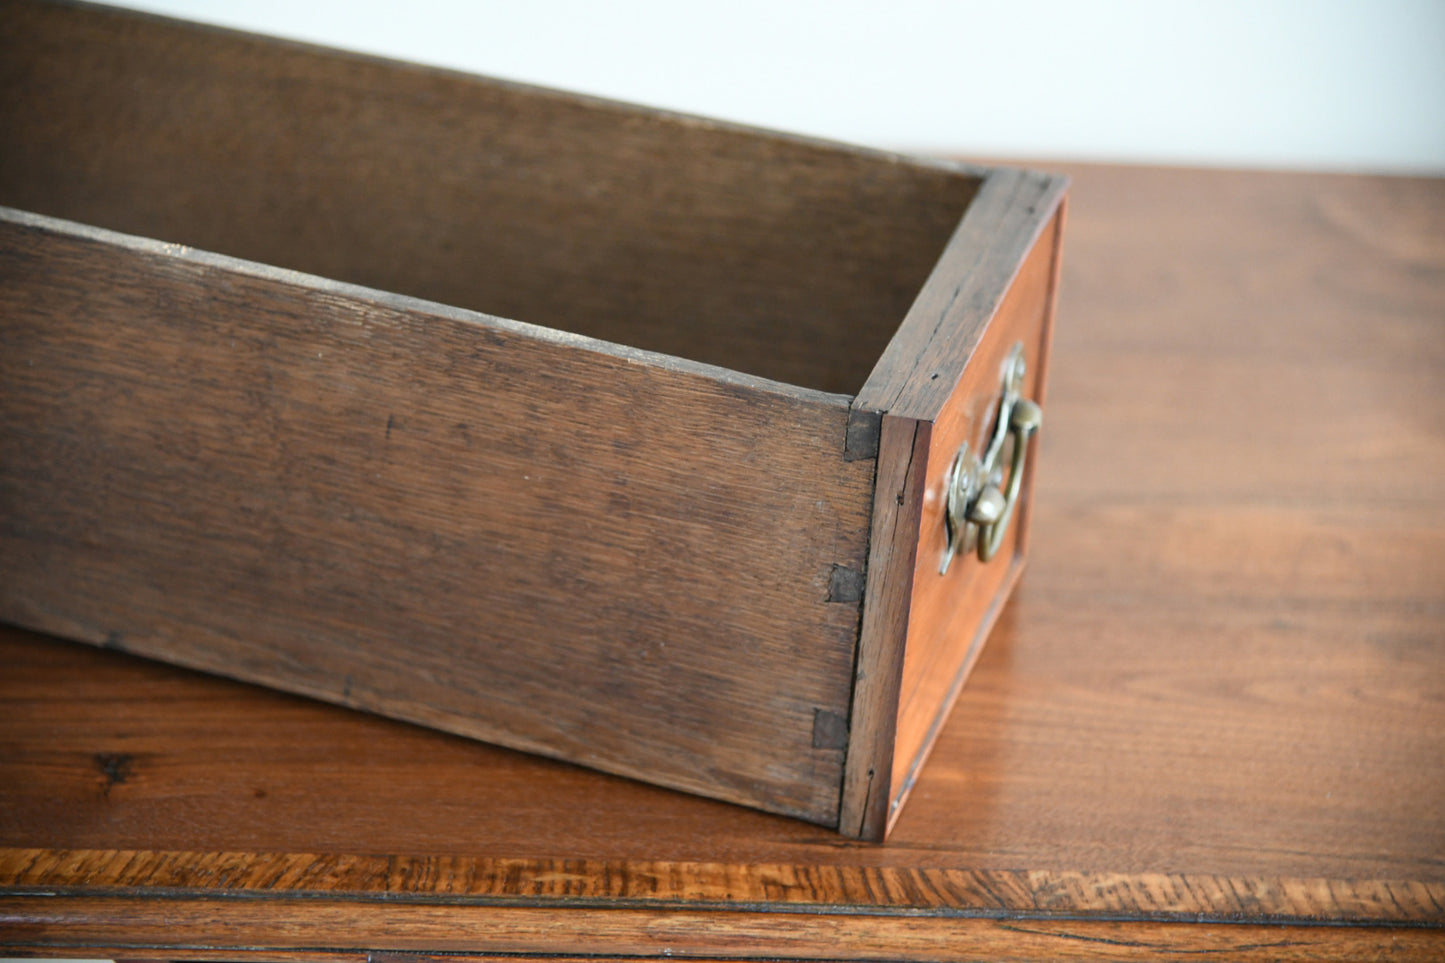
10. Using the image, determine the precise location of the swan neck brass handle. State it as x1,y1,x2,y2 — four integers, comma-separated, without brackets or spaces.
940,343,1042,573
974,396,1041,562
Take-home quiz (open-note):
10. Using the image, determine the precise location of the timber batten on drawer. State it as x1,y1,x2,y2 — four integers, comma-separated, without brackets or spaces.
0,0,1066,839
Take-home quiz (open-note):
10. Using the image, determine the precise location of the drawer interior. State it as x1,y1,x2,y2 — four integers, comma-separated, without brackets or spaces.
0,0,980,395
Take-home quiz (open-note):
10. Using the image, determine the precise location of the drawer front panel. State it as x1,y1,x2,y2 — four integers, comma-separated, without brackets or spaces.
891,210,1064,822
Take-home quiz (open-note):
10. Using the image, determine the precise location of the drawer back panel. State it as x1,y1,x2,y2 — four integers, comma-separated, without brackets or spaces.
0,0,978,395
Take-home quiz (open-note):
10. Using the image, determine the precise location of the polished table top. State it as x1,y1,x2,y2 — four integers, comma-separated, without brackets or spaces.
2,163,1442,960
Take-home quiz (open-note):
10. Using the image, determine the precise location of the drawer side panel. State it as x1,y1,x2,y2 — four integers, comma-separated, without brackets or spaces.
0,211,873,824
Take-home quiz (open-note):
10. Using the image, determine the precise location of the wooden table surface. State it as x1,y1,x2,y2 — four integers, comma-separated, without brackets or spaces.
2,163,1442,961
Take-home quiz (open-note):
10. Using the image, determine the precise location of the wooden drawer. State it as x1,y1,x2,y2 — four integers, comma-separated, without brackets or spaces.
0,0,1065,840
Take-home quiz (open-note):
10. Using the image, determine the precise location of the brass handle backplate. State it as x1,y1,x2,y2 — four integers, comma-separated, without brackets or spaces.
940,342,1042,574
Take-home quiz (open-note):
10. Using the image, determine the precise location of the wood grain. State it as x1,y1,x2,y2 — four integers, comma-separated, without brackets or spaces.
836,414,929,839
0,0,978,397
1,155,1441,958
3,896,1442,961
0,209,874,824
2,846,1440,923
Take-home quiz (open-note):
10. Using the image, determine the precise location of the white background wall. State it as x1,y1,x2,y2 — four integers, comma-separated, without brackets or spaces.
118,0,1445,173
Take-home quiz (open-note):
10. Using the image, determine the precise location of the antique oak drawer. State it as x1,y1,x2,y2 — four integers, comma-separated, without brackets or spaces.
0,0,1066,840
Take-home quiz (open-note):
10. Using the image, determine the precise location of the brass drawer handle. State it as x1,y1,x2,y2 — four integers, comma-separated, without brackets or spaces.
941,343,1042,573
